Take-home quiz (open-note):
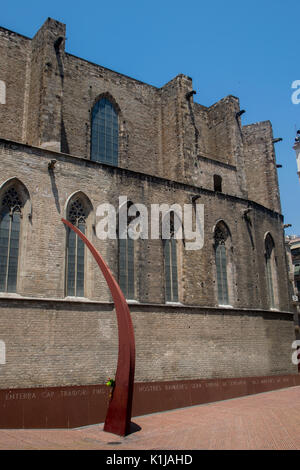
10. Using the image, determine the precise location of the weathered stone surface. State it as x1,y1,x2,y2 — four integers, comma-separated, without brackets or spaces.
0,18,297,389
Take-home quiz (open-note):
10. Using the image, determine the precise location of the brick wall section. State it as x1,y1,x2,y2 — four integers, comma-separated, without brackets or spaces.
159,75,189,182
0,28,30,142
206,96,240,167
243,121,281,213
0,298,296,389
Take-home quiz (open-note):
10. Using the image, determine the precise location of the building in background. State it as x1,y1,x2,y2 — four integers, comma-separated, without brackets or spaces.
286,235,300,299
293,131,300,182
286,235,300,373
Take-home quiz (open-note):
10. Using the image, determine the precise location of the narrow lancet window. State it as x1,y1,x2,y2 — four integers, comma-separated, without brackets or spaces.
66,199,87,297
164,212,179,302
91,97,118,165
0,188,22,292
214,222,230,305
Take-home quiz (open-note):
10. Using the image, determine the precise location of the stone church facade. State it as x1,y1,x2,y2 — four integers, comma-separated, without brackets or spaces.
0,18,298,425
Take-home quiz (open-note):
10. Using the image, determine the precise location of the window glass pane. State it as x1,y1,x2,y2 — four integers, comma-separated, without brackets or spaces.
66,201,86,297
7,213,20,292
171,239,178,301
266,257,275,307
119,238,127,296
0,211,10,291
119,236,134,299
216,243,229,305
76,224,85,297
265,236,275,308
0,191,22,293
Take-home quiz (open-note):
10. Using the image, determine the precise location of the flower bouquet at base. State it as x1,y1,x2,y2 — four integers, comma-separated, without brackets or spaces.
105,378,115,401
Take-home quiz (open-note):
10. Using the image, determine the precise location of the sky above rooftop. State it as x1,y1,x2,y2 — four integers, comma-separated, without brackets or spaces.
2,0,300,235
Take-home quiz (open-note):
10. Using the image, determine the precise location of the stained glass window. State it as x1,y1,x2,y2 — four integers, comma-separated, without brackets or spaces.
119,237,134,300
0,187,22,292
91,98,118,165
215,223,229,305
164,238,178,302
66,199,86,297
265,234,275,308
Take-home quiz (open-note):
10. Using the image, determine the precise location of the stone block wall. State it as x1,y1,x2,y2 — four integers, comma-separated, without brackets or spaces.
0,298,296,389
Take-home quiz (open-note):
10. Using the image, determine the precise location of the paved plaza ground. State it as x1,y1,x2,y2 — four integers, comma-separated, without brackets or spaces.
0,386,299,450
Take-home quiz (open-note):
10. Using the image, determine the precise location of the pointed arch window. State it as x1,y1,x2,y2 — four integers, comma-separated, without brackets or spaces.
163,212,179,302
214,222,230,305
265,234,276,308
66,198,87,297
119,202,135,300
0,188,22,292
91,97,118,165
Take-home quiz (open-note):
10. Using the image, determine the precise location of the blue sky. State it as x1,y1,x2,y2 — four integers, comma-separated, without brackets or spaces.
2,0,300,234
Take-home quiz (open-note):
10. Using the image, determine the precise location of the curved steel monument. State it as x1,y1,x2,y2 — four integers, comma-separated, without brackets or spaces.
62,218,135,436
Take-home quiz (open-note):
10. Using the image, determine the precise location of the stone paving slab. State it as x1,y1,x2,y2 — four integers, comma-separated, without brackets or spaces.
0,386,299,450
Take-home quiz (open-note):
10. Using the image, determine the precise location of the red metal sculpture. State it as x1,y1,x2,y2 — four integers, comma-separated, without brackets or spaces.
62,218,135,436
